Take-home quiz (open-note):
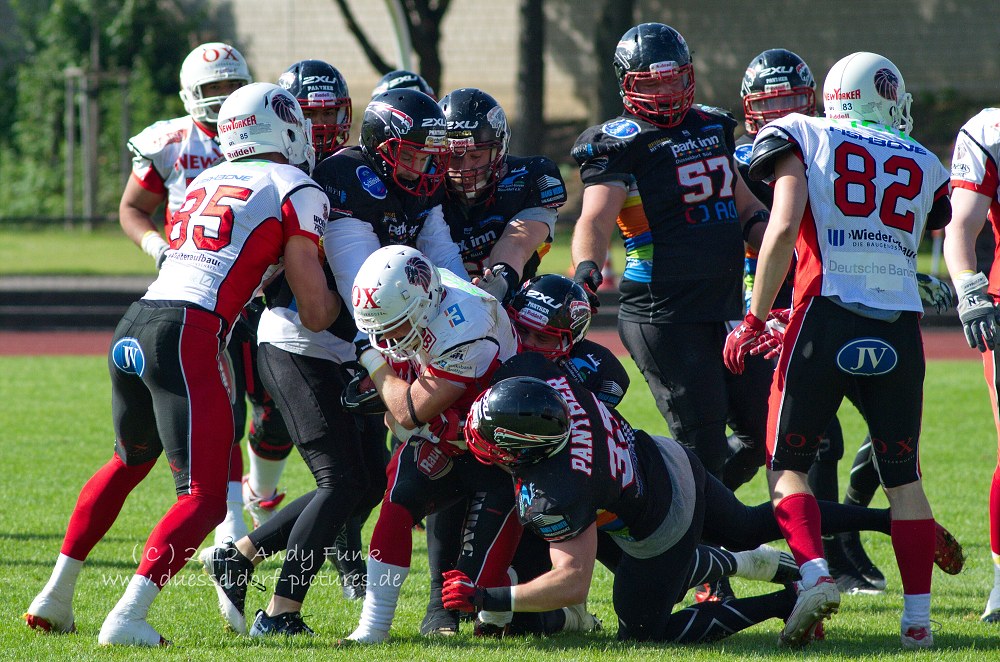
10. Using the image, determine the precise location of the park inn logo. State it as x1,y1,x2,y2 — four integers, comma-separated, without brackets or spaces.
828,229,845,246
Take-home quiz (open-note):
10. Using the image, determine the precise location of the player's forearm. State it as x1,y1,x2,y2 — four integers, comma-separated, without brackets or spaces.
509,566,591,612
487,220,549,275
119,205,161,247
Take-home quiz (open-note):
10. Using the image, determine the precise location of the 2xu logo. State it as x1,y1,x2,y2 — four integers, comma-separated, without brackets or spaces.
112,337,145,376
836,337,897,376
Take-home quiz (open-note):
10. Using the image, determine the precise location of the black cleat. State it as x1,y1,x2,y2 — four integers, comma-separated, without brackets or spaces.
838,531,887,590
248,610,315,637
420,603,459,637
199,542,257,635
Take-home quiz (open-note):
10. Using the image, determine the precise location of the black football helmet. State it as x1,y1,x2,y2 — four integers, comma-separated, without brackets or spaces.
507,274,592,359
359,89,450,196
371,69,436,99
465,376,571,468
741,49,816,134
439,87,510,202
614,23,695,128
277,59,352,160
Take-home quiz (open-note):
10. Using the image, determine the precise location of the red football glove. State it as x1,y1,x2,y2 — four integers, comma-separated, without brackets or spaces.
441,569,483,613
749,308,791,360
427,408,461,443
723,312,766,375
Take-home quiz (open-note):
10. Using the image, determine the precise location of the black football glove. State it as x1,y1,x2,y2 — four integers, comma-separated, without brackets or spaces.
573,260,603,308
338,361,386,415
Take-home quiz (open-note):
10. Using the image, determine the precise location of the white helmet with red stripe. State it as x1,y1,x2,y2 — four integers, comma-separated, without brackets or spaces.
180,42,253,125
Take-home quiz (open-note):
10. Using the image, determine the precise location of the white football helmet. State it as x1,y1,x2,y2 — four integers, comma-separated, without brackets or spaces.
216,83,316,172
352,245,444,361
823,52,912,133
179,42,252,125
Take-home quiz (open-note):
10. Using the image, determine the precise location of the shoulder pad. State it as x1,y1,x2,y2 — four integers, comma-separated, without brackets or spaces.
693,104,736,122
571,119,641,164
748,131,798,182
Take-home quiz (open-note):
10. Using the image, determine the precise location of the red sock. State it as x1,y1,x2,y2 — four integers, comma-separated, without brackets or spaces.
368,501,414,568
990,466,1000,556
228,440,243,483
138,493,226,588
61,454,156,560
773,492,825,567
891,518,934,595
471,509,522,587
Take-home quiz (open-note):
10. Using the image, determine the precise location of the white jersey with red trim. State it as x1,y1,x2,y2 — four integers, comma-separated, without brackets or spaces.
409,269,517,396
756,114,949,312
144,159,327,329
951,108,1000,292
127,115,223,229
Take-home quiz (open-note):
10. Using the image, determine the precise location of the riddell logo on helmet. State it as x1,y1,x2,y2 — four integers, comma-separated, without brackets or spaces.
218,115,257,134
824,88,861,101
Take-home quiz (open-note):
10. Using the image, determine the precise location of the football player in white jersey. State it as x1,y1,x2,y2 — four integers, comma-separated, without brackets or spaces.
944,107,1000,623
24,83,339,646
724,52,952,649
119,42,255,545
341,245,521,644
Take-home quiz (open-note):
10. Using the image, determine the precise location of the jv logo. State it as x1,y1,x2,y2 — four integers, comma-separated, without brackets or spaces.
828,229,845,246
836,337,897,375
112,337,145,376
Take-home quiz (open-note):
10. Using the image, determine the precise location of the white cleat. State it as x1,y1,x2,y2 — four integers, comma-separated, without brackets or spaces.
242,476,285,529
344,627,390,644
901,624,934,649
779,576,839,647
561,602,602,633
98,614,169,646
24,590,75,634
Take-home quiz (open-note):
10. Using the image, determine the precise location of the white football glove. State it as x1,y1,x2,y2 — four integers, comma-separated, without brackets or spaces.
955,272,999,352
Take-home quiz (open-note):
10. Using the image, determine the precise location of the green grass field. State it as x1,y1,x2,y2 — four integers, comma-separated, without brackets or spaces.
2,354,997,660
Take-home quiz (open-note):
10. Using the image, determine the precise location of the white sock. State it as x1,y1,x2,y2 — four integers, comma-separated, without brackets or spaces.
478,609,512,626
994,561,1000,588
901,593,931,628
247,453,286,498
43,554,84,600
214,482,249,545
799,558,831,590
109,575,160,620
353,557,409,637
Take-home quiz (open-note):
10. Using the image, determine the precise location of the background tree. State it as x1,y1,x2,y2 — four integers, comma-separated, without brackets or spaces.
0,0,227,219
510,0,544,156
331,0,450,95
594,0,634,124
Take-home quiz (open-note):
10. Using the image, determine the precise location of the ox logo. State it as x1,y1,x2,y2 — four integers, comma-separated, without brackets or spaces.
112,337,145,376
836,337,898,376
352,286,379,310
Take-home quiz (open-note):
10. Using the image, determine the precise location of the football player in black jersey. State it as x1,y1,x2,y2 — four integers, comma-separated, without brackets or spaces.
569,23,770,487
439,88,566,304
450,356,963,646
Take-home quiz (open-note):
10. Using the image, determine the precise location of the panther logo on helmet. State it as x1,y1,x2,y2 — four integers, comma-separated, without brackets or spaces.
370,101,414,136
873,68,899,101
404,257,432,292
270,92,301,125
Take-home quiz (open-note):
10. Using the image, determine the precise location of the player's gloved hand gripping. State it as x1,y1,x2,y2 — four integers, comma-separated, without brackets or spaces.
955,271,999,352
749,308,791,360
723,312,766,374
916,273,955,314
477,262,521,305
573,260,603,308
441,569,512,612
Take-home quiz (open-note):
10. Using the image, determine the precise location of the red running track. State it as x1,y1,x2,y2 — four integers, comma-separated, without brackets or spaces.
0,328,978,360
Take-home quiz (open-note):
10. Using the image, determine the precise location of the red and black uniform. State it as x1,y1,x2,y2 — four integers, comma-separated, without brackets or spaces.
80,159,328,588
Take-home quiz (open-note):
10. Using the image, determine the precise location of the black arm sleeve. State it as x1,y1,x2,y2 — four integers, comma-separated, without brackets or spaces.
747,133,799,183
926,191,952,232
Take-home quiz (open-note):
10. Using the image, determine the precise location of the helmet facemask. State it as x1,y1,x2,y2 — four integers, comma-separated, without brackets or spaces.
301,98,352,159
621,61,695,128
378,137,450,197
446,138,505,202
743,85,815,134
